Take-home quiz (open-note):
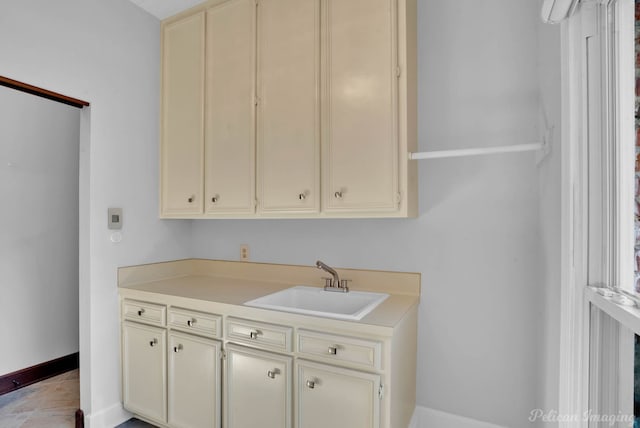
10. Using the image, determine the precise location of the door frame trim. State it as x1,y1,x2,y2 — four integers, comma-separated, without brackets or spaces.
0,75,89,108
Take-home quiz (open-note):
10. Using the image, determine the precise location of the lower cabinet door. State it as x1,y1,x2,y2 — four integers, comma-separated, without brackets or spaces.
122,321,167,424
225,344,292,428
168,332,221,428
297,360,381,428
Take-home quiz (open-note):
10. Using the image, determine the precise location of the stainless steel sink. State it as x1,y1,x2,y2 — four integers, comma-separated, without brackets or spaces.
244,286,389,321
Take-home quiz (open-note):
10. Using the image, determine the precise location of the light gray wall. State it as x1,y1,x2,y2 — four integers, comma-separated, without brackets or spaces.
0,86,80,376
537,2,562,420
0,0,562,426
190,0,547,427
0,0,192,422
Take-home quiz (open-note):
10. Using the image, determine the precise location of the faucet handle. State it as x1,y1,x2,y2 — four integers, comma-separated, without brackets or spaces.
322,277,333,288
339,279,351,291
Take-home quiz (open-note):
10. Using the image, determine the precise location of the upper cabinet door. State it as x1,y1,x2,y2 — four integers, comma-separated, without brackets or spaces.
322,0,399,212
205,0,257,215
160,12,205,217
256,0,320,214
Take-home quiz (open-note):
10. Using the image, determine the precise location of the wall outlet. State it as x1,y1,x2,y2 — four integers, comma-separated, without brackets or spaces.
240,245,249,261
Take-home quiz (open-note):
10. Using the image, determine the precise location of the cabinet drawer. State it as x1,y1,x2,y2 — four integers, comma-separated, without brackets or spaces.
168,307,222,339
297,329,382,370
123,299,166,327
226,317,292,353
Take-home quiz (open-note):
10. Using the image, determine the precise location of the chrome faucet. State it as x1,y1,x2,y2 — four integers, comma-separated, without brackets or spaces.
316,260,349,292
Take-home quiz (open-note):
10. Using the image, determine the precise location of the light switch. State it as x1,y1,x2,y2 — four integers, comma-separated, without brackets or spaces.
108,208,123,230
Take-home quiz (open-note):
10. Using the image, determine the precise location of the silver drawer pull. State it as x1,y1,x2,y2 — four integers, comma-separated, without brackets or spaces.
173,344,183,353
187,318,196,327
137,309,145,316
334,191,343,199
328,346,338,355
306,380,315,389
149,338,158,347
188,195,194,203
249,330,261,340
267,369,279,379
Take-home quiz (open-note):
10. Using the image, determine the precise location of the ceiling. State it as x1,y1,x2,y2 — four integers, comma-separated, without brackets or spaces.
128,0,206,20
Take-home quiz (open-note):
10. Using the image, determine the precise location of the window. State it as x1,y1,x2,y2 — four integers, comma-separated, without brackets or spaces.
562,0,639,424
635,0,640,294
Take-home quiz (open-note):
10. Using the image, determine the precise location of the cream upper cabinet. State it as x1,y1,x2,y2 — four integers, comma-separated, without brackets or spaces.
322,0,399,213
256,0,320,214
168,332,221,428
160,12,205,217
159,0,416,219
204,0,256,215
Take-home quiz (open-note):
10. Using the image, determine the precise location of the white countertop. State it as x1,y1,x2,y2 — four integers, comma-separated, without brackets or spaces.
118,259,420,334
120,273,419,329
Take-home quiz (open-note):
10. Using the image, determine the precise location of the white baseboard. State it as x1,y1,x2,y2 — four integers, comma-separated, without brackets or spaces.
411,406,509,428
85,403,506,428
84,402,131,428
409,407,420,428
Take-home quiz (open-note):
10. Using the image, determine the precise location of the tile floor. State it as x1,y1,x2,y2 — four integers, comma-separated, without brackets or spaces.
0,369,79,428
0,370,158,428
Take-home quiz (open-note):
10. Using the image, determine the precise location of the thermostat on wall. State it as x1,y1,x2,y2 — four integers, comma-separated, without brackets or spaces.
108,208,123,230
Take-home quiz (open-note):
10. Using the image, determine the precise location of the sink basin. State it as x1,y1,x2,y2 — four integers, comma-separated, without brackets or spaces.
244,286,389,321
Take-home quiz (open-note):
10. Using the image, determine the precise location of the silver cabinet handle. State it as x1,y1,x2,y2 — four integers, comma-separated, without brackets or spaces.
149,338,158,347
306,380,315,389
137,308,145,316
188,195,195,203
299,193,306,200
249,330,261,340
334,191,343,199
187,318,196,327
267,369,279,379
173,344,183,353
328,346,338,355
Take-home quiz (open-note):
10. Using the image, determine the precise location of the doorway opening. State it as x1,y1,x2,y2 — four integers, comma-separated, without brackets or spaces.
0,76,89,427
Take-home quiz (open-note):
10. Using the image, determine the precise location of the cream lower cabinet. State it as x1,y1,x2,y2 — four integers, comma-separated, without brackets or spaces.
168,332,221,428
121,296,416,428
122,321,167,423
224,344,292,428
297,360,381,428
122,301,223,428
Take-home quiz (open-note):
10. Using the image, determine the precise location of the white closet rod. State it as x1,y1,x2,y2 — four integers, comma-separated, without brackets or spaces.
409,142,545,160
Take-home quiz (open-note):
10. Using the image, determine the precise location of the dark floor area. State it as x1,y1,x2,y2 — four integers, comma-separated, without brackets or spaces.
116,418,155,428
116,418,157,427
